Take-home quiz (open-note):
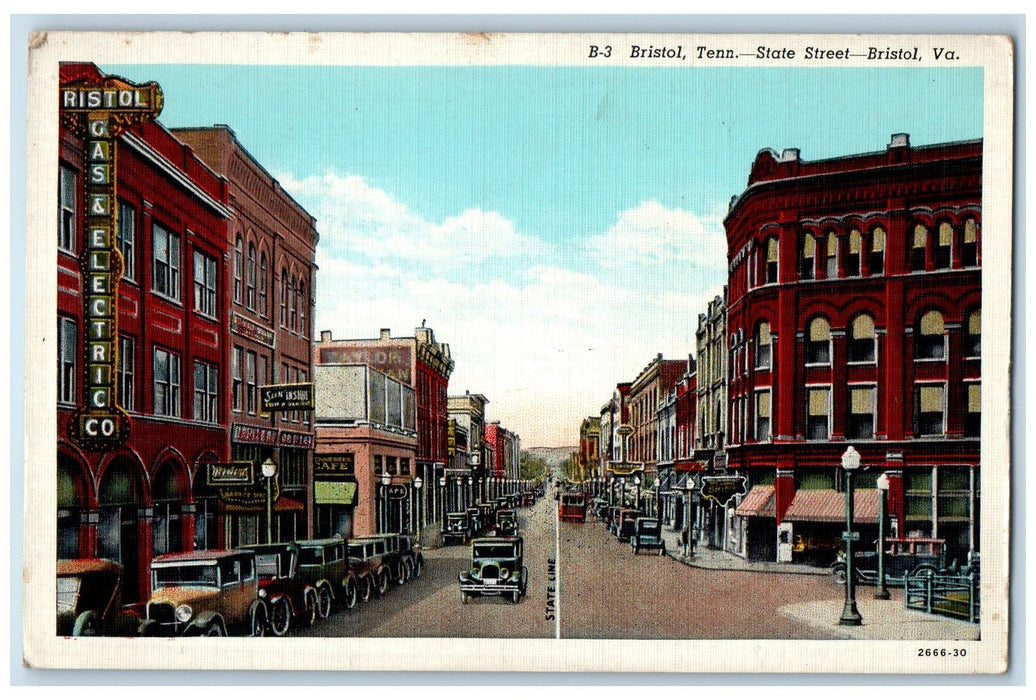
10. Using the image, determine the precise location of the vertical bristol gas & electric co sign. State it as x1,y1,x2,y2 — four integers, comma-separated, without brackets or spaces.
61,72,163,450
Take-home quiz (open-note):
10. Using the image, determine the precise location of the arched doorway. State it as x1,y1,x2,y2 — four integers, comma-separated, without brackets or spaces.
152,462,184,557
97,458,143,602
57,454,88,559
192,458,222,551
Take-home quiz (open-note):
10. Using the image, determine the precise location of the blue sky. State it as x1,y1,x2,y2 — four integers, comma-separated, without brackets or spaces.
105,63,983,446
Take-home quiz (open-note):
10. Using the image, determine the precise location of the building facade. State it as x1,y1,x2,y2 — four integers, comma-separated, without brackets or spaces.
447,392,490,510
724,135,981,562
173,125,320,548
626,355,686,480
57,63,232,602
313,363,418,537
578,416,601,484
315,326,453,534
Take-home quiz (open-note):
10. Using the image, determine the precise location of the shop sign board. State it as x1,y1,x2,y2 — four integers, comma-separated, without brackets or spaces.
700,475,749,506
261,383,315,412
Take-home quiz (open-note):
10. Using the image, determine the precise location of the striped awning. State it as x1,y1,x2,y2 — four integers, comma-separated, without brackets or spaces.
782,488,879,524
734,485,776,518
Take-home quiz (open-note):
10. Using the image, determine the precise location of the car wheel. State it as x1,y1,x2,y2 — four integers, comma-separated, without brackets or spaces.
659,545,666,557
377,569,390,596
205,622,225,637
360,576,373,602
303,591,317,628
511,590,520,604
912,565,938,579
269,598,291,637
413,557,423,579
317,585,333,620
397,561,408,586
461,592,469,604
343,579,358,610
73,610,100,637
251,605,268,637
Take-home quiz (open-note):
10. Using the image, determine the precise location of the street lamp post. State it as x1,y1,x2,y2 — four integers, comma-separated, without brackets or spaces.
413,477,423,545
380,471,392,534
261,457,278,544
839,446,863,626
439,476,448,531
875,472,891,600
633,476,641,512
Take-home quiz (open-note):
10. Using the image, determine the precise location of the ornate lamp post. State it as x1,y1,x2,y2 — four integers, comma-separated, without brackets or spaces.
439,475,448,531
875,472,891,600
413,476,423,544
380,471,392,534
633,476,641,511
261,457,278,544
839,446,863,626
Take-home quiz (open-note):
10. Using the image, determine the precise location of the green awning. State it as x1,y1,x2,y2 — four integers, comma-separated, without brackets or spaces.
315,481,357,505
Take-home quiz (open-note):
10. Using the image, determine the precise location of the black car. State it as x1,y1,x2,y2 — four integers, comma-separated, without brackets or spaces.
458,537,528,604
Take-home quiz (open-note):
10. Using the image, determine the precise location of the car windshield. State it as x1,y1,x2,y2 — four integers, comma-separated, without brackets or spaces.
472,544,517,560
298,547,324,566
153,563,219,588
255,552,286,577
639,519,659,529
56,576,80,613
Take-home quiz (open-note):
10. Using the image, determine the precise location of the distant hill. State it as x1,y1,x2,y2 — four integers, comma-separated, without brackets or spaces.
523,446,577,468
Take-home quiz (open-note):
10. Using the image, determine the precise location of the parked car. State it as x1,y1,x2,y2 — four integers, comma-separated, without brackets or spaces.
494,508,519,537
376,533,423,586
348,536,392,599
296,537,358,616
521,491,535,507
465,507,483,536
601,505,622,527
630,517,666,555
830,537,947,585
612,508,641,541
396,533,424,581
477,502,498,533
139,550,267,637
56,558,139,636
458,537,529,604
591,498,609,520
558,492,587,522
441,512,472,546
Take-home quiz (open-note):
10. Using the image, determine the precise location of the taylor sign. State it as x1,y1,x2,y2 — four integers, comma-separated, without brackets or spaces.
62,72,163,451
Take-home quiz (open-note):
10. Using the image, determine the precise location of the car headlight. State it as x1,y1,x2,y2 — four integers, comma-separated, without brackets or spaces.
470,567,479,576
258,587,267,598
174,604,193,623
499,567,510,579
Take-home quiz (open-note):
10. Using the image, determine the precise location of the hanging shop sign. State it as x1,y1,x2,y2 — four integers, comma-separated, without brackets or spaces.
261,383,315,412
62,72,163,451
700,475,749,507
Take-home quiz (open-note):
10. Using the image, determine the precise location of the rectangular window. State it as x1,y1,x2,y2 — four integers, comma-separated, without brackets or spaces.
965,383,980,438
962,220,978,267
58,317,76,404
869,229,885,275
373,455,383,475
246,351,258,415
59,166,76,253
193,360,219,423
847,386,875,439
806,387,830,440
117,336,134,411
117,201,136,282
153,348,181,417
754,390,771,441
193,250,218,317
914,384,945,436
911,226,927,272
232,346,243,413
935,223,952,269
152,223,181,301
387,456,398,475
825,235,837,278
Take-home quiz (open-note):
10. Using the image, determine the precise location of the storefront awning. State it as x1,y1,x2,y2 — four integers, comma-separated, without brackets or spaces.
314,481,358,506
734,485,775,518
274,496,305,512
782,489,878,524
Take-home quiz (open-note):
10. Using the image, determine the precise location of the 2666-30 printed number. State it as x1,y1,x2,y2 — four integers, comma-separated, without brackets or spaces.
918,648,968,657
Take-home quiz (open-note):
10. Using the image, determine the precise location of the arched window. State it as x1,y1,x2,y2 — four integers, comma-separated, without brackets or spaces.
869,227,886,275
755,321,772,369
800,233,816,280
963,218,979,266
246,243,256,310
289,275,298,332
911,224,928,272
965,309,981,357
805,317,831,365
234,235,243,304
847,229,862,277
935,222,953,269
825,231,838,278
258,252,268,317
298,279,307,338
848,314,876,363
279,267,288,327
915,310,946,360
765,237,778,283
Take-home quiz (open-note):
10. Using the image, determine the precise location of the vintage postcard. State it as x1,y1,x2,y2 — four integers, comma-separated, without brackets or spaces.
22,30,1012,674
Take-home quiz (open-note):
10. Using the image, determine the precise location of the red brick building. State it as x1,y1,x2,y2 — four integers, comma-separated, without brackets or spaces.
724,134,981,562
626,354,686,478
57,63,232,602
172,125,320,547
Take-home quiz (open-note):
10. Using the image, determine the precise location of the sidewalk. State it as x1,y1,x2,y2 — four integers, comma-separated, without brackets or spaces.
660,526,981,641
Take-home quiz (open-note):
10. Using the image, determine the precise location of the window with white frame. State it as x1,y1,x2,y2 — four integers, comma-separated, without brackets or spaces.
805,317,831,365
232,346,243,413
935,222,953,269
965,309,981,358
152,223,181,301
153,347,181,417
117,336,134,411
193,249,218,318
755,321,772,369
913,384,945,436
847,386,875,439
800,233,816,280
258,252,268,317
806,387,830,440
117,201,136,282
869,226,886,275
193,360,219,423
847,229,862,277
848,314,876,364
234,235,243,305
754,389,771,441
910,224,928,272
824,231,838,278
58,317,76,404
765,237,779,283
59,165,76,253
915,310,946,361
246,350,258,415
962,218,979,267
247,243,256,310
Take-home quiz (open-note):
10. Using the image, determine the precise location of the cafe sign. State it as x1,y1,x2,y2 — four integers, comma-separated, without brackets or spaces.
700,475,749,507
63,71,163,451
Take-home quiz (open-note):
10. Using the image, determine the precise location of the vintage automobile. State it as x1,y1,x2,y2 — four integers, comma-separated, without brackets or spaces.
242,542,309,636
590,498,610,520
630,517,666,555
56,558,139,636
476,502,498,533
465,507,483,536
296,537,358,616
377,533,423,586
494,508,519,537
612,508,641,542
458,537,529,604
830,537,947,585
395,533,424,582
521,491,535,507
348,536,393,600
441,511,472,546
601,505,622,526
138,549,267,637
558,492,587,522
